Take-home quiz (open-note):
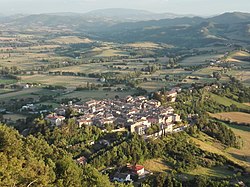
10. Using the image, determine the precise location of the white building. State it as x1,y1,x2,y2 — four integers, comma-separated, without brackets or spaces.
45,113,65,126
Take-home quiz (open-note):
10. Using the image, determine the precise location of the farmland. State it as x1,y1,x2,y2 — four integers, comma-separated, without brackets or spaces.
179,54,224,66
210,112,250,124
186,166,235,178
19,75,98,87
210,93,250,110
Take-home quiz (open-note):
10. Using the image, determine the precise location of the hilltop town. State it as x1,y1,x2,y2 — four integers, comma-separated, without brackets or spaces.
45,88,188,138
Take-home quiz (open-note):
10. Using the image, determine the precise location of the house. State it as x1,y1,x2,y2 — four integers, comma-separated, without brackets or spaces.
172,114,181,122
113,173,133,183
130,120,151,133
45,113,65,126
125,95,134,103
166,107,174,114
77,119,93,127
129,164,145,176
85,100,98,107
147,116,160,124
147,100,161,107
136,96,147,101
135,124,147,135
166,90,177,102
165,115,173,123
165,124,173,133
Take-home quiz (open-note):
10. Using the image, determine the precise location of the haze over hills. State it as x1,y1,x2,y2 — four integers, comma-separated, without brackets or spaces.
84,8,192,21
0,8,193,26
0,10,249,47
90,11,250,47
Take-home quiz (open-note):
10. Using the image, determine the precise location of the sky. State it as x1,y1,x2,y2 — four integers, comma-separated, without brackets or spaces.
0,0,250,16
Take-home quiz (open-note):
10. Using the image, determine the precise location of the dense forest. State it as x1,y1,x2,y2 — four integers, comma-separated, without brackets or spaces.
0,124,115,187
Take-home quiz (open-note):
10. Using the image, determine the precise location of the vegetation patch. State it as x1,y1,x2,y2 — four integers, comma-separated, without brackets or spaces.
143,158,171,173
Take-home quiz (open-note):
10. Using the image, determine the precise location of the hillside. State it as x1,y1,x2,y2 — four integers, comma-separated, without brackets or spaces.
94,12,250,47
1,11,249,47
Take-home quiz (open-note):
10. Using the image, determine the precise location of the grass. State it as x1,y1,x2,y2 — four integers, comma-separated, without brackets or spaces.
180,54,224,66
57,90,137,102
210,93,250,110
0,51,65,70
226,51,250,63
49,62,121,74
222,122,250,164
0,78,17,84
125,42,163,49
0,89,13,94
0,88,56,102
139,81,167,92
3,114,27,121
210,112,250,124
143,158,171,173
19,75,98,88
51,36,92,44
186,166,235,178
190,135,250,169
192,66,223,76
95,49,129,57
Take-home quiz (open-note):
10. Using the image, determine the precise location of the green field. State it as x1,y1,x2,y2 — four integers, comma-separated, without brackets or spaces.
180,54,224,66
57,89,137,102
3,114,27,121
210,93,250,110
224,123,250,164
19,75,98,88
0,78,18,84
192,66,223,76
186,166,235,178
0,88,58,102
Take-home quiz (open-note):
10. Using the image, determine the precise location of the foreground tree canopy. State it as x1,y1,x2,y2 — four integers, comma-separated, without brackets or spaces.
0,124,113,187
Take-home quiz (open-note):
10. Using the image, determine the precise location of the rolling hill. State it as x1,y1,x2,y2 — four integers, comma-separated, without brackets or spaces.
93,12,250,47
1,11,249,48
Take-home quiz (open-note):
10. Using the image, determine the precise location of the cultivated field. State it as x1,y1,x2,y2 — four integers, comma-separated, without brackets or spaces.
3,114,27,121
179,54,224,66
125,42,162,49
226,51,250,63
192,66,223,76
57,90,137,102
186,166,235,178
210,93,250,110
210,112,250,124
51,36,93,44
0,88,57,101
20,75,98,87
95,49,129,57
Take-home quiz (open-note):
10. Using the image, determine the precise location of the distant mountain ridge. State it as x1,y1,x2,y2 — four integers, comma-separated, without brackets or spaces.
84,8,191,21
0,10,249,47
92,12,250,47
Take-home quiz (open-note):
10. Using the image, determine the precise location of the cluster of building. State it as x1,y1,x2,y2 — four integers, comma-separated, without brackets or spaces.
45,90,183,136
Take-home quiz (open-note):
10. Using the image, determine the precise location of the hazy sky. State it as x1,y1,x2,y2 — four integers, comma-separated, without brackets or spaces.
1,0,250,15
